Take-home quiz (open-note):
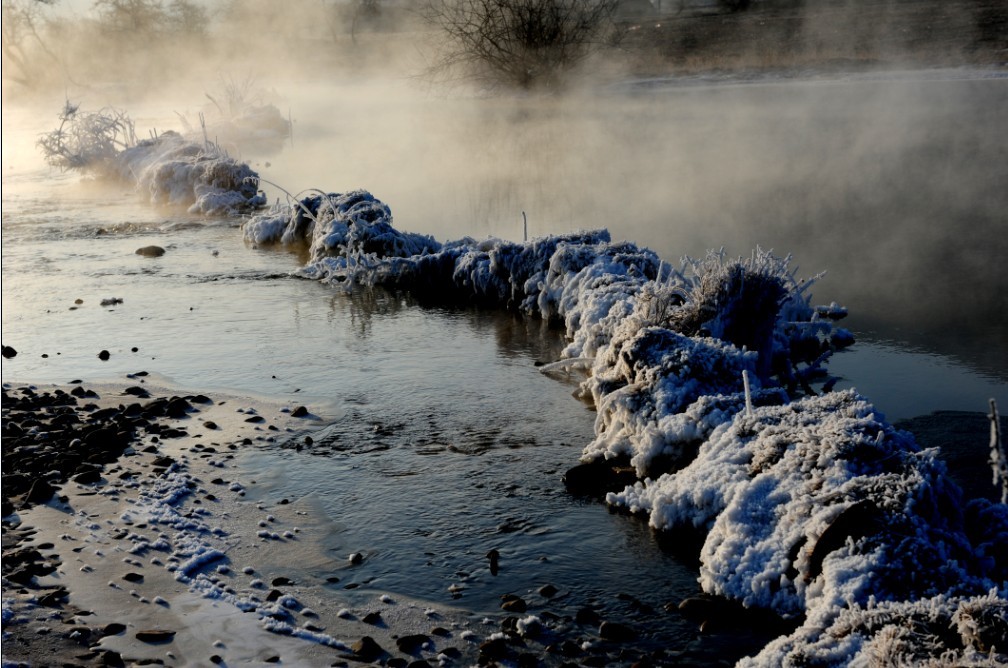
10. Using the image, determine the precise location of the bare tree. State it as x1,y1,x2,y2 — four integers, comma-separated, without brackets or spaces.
423,0,620,90
93,0,207,38
1,0,59,89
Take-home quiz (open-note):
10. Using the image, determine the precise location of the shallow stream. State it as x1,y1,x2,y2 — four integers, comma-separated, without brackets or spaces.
3,72,1006,662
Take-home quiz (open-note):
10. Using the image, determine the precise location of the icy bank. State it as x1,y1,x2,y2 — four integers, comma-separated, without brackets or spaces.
244,190,1007,664
38,103,266,216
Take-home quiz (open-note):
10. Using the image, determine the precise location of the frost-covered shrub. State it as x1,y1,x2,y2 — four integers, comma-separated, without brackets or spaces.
38,103,266,216
744,589,1008,666
37,101,138,172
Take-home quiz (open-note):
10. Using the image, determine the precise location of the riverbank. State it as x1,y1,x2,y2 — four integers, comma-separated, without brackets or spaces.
1,380,485,667
4,379,738,667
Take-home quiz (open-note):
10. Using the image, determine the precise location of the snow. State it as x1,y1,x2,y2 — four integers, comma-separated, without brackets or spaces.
242,189,1007,664
116,132,266,215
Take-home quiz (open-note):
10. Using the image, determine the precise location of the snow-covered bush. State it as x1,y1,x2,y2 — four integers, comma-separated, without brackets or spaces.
38,103,266,216
37,101,137,172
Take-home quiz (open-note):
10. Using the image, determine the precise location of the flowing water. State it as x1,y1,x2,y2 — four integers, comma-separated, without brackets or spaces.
2,72,1006,661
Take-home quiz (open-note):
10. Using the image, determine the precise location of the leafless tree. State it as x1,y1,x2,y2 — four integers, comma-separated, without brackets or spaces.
423,0,620,90
1,0,59,88
93,0,207,38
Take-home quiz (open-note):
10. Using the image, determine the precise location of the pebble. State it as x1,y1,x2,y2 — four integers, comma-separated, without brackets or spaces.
135,629,176,643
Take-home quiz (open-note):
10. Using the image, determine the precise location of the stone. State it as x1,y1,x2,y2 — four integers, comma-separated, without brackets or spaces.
291,406,308,417
102,623,127,636
135,246,166,257
25,478,55,505
599,621,637,642
135,629,175,643
351,636,384,661
395,633,431,653
501,594,526,613
479,637,510,661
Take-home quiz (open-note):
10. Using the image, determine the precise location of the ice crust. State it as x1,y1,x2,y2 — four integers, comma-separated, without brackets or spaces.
242,189,1008,664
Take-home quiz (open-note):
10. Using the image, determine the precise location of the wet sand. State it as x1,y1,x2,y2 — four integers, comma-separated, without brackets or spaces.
1,380,495,667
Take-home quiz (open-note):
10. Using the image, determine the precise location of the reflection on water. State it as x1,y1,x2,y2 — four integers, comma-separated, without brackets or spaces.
831,336,1006,423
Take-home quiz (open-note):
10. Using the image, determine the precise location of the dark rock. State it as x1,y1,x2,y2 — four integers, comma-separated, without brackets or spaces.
135,629,176,643
210,655,223,664
362,611,383,625
538,584,558,598
479,637,511,661
101,649,126,667
98,350,111,361
396,633,431,654
38,587,69,606
25,478,55,505
124,386,150,398
351,636,384,661
123,572,144,583
501,595,527,613
517,653,540,668
165,397,191,419
599,621,637,642
576,607,601,626
291,406,309,417
102,623,127,636
266,589,283,602
72,469,102,485
203,421,218,430
431,626,450,637
2,345,16,359
563,458,638,497
245,415,265,424
271,576,294,586
407,661,433,668
549,639,583,657
135,246,166,257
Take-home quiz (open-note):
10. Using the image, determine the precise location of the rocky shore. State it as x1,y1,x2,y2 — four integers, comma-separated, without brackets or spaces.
4,380,745,668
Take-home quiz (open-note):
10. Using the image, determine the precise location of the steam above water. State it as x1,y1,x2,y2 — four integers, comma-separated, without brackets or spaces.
3,1,1007,376
252,74,1008,378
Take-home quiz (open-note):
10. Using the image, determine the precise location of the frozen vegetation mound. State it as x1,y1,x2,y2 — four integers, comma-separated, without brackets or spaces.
243,190,439,264
247,189,1008,664
38,102,266,216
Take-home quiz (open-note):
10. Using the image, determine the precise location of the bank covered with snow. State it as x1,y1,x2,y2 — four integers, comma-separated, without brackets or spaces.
244,189,1008,665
